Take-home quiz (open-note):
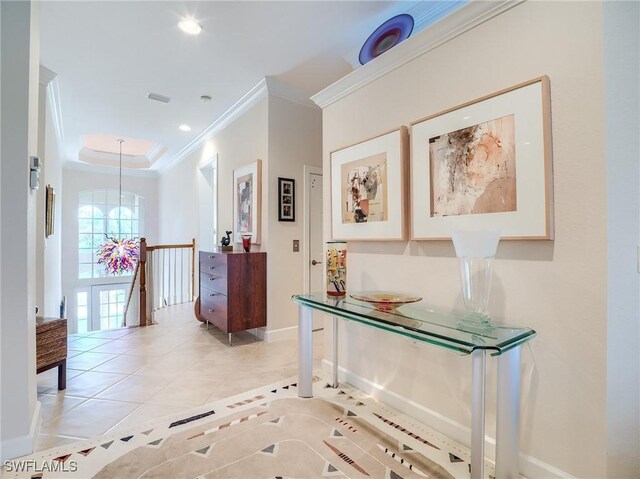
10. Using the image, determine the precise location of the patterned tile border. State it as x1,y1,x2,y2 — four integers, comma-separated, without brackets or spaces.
3,374,496,478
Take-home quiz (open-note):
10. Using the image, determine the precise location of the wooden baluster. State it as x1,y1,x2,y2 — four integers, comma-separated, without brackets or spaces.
139,237,147,326
180,248,184,303
191,238,196,301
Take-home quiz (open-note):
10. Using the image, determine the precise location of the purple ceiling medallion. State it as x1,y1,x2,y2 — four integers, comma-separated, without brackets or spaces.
359,14,414,65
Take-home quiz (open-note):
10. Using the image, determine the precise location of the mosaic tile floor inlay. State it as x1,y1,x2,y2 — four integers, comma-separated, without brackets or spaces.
3,374,497,479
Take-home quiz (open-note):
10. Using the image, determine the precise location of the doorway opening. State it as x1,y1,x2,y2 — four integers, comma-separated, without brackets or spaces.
303,165,323,331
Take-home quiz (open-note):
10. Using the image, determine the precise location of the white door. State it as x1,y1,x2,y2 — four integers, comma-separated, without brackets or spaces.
308,172,324,330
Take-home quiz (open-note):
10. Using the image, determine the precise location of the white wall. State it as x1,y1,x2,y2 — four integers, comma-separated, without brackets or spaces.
159,97,268,252
0,0,40,461
35,84,46,315
158,92,322,335
603,1,640,477
61,167,159,332
34,75,64,319
42,84,63,318
321,2,613,476
267,95,322,332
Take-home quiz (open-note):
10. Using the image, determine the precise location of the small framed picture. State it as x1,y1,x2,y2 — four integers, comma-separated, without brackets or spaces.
278,177,295,222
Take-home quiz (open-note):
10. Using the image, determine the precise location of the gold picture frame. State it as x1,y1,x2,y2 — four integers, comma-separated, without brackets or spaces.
45,185,55,238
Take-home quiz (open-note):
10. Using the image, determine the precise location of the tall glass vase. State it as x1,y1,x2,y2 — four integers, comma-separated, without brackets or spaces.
452,231,501,327
326,241,347,296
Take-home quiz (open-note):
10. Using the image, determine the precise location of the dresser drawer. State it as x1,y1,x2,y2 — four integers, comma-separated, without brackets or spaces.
201,290,228,317
200,291,228,332
199,252,228,277
200,272,228,295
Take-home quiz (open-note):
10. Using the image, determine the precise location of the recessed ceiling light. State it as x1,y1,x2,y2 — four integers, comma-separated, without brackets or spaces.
200,95,212,103
179,124,191,132
463,116,471,120
178,18,202,35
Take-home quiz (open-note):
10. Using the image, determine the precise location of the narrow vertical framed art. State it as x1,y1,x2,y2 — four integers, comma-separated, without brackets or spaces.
278,177,295,222
45,184,55,238
233,159,262,244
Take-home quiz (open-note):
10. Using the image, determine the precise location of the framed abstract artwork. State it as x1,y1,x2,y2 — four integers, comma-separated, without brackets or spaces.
410,76,553,240
233,160,262,244
330,126,408,241
278,177,295,222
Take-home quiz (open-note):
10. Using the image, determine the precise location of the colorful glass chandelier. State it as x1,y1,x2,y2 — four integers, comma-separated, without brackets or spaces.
96,139,139,275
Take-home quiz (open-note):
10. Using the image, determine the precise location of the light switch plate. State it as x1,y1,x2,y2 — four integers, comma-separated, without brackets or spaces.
293,240,300,252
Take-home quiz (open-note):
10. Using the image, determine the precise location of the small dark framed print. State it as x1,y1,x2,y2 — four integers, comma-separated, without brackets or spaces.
278,177,295,222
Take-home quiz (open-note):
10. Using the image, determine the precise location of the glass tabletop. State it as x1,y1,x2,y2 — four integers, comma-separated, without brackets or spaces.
292,293,536,356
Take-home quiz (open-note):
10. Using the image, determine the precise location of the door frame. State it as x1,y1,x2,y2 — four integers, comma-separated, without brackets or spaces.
198,154,218,252
302,165,323,295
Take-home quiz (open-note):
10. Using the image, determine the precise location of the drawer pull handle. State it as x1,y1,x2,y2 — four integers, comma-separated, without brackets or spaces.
209,293,217,297
209,255,215,259
209,277,217,281
208,308,215,313
209,266,215,270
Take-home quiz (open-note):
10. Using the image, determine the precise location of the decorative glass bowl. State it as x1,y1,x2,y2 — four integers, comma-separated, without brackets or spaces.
350,291,422,312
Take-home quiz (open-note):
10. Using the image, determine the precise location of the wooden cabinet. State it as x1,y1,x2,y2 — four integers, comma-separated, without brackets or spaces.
199,250,266,343
36,316,67,390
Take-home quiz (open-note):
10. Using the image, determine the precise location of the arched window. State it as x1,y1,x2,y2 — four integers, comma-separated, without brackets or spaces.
78,190,143,278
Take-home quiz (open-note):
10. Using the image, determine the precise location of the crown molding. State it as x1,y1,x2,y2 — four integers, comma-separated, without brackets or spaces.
39,65,57,86
160,76,317,173
63,160,158,178
312,0,523,109
160,78,269,172
40,66,66,161
343,0,469,69
265,76,318,110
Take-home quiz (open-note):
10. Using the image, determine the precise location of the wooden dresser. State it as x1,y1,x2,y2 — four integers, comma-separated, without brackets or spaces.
36,316,67,390
199,250,266,344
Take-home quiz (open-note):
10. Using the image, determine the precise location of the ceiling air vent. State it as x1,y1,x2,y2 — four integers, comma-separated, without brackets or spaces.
147,92,171,103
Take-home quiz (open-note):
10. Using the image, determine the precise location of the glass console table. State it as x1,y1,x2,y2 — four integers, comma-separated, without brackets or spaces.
292,293,536,479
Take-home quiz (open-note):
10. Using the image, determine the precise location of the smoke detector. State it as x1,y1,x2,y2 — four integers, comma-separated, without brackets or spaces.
147,92,171,104
200,95,212,103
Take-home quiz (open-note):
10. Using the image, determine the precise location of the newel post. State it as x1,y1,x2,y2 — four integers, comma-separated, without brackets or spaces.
139,237,147,327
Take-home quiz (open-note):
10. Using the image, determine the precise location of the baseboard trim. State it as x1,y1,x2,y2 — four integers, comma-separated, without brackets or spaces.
0,400,41,462
321,359,574,479
263,325,298,342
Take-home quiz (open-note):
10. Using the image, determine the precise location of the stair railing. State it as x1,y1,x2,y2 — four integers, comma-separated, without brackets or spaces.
123,238,195,326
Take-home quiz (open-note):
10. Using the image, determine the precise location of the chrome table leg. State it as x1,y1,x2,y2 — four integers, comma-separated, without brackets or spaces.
332,316,339,388
471,349,487,479
496,346,521,478
298,304,313,398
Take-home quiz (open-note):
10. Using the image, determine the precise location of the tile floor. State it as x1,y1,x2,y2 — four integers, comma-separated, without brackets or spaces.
36,302,323,452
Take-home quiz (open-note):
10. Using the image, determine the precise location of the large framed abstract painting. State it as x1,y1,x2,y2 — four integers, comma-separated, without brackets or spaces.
410,76,553,240
330,127,408,241
233,160,262,244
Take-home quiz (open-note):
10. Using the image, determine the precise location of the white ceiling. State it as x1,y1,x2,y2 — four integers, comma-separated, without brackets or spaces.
40,1,427,171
